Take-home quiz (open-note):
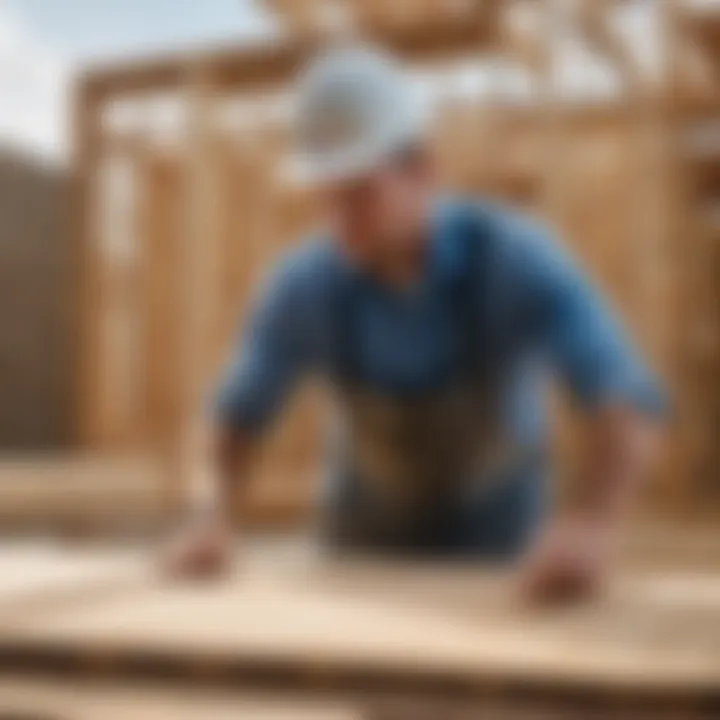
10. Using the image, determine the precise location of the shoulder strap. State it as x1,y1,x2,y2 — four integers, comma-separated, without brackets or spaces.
446,201,496,378
328,201,500,388
329,265,360,385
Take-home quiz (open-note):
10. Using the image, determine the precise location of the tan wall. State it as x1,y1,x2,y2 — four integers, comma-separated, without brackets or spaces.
0,151,73,449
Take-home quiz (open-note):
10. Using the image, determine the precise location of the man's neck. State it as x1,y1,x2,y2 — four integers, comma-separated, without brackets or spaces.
346,206,434,289
368,234,429,289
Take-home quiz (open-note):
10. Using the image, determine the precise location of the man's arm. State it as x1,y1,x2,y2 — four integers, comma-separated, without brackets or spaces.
163,257,311,577
568,405,660,523
163,419,254,577
510,218,666,600
521,404,661,603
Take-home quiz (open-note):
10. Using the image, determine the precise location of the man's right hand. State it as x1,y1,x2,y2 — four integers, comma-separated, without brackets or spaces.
160,512,235,580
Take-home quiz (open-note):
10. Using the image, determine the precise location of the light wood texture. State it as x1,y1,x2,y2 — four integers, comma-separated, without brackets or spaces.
666,0,720,508
682,3,720,66
574,0,645,95
0,455,165,530
500,0,550,81
137,151,184,449
0,457,318,531
72,82,103,448
0,677,362,720
0,542,145,626
0,539,718,699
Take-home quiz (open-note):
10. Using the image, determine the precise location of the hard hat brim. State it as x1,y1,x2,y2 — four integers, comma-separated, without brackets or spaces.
282,145,387,187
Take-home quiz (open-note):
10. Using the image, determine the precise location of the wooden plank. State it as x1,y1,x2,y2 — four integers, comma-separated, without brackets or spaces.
0,455,164,531
162,68,225,515
665,0,720,508
575,0,645,95
500,0,550,80
137,150,184,448
0,456,318,531
0,543,146,626
0,541,717,702
96,148,147,449
72,82,103,447
267,0,330,38
353,0,502,39
1,677,715,720
0,677,362,720
682,4,720,64
181,68,212,416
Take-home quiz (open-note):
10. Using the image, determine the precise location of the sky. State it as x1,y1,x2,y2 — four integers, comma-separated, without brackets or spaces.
0,0,664,164
0,0,273,160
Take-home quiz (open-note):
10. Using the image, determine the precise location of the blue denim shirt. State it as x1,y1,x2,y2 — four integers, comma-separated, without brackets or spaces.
216,197,664,434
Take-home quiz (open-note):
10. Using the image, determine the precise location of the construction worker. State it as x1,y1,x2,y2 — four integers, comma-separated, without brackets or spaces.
165,45,664,602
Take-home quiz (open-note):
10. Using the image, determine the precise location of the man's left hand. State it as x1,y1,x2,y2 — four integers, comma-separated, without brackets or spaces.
520,516,613,605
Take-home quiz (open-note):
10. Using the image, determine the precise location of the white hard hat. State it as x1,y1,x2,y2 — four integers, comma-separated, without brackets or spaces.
288,44,429,185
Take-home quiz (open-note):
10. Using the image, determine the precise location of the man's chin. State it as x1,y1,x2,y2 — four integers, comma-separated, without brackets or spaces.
339,235,384,261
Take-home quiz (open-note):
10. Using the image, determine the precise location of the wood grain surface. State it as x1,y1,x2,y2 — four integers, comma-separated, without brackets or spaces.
0,537,718,704
0,676,362,720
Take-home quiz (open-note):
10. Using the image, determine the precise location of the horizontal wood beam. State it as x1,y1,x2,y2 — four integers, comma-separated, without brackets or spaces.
666,2,720,117
681,6,720,63
575,0,644,93
500,5,551,82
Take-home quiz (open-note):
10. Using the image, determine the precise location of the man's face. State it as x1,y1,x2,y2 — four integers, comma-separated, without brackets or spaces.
316,150,435,262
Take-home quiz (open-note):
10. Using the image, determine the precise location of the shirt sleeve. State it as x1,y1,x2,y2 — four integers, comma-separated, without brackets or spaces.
512,219,667,415
213,258,310,434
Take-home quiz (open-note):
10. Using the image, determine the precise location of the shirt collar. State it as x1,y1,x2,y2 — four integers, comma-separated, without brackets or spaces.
329,194,460,290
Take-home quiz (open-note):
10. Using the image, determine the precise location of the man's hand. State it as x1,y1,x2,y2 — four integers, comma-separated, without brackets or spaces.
159,420,253,580
520,516,613,605
161,511,235,580
521,407,661,605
